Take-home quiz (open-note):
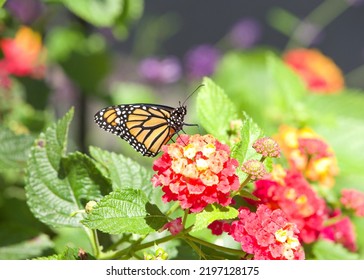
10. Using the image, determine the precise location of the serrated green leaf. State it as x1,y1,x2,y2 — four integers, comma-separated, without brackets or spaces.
192,204,238,233
61,0,125,27
231,113,264,164
0,126,34,170
196,77,238,142
25,109,107,227
312,239,359,260
0,234,53,260
82,189,167,235
89,146,153,196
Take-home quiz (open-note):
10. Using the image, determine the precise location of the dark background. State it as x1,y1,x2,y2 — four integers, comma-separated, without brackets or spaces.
141,0,364,74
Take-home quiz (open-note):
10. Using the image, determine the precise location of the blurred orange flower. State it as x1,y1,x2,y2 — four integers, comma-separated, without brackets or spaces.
0,26,46,78
275,125,338,188
283,48,344,94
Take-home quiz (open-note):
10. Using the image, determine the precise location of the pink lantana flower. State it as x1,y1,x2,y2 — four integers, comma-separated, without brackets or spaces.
253,169,328,243
320,210,357,252
226,205,305,260
162,217,183,236
152,134,240,213
340,189,364,217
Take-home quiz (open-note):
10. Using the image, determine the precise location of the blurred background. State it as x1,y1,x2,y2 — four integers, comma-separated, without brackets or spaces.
2,0,364,158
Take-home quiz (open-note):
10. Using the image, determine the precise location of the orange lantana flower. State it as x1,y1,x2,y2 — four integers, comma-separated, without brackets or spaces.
274,125,338,188
283,48,344,94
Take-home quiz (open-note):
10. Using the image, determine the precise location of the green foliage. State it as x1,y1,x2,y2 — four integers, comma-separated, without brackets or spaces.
312,240,359,260
89,146,153,196
214,50,306,132
196,77,238,142
192,205,238,233
0,126,34,170
0,234,53,260
35,247,84,260
82,189,167,235
61,0,125,27
25,109,108,228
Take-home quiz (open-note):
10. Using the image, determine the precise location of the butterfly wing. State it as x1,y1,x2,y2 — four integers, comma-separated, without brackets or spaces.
94,104,182,157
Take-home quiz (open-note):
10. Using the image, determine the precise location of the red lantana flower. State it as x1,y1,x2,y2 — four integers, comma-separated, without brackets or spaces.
283,48,344,94
341,189,364,217
0,26,46,78
152,134,240,212
253,169,328,243
226,205,305,260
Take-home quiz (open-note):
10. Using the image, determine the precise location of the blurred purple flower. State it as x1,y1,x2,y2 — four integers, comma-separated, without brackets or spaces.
139,57,182,84
184,44,220,79
228,18,261,49
5,0,45,24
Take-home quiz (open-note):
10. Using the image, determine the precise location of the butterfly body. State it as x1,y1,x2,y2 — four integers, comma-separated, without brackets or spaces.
94,103,187,157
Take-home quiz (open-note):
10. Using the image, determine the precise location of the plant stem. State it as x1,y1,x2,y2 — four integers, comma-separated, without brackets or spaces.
102,233,177,260
84,227,101,258
185,234,247,258
285,0,350,50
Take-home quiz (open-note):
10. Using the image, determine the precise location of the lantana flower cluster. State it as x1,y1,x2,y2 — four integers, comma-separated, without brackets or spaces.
275,125,338,188
225,205,305,260
253,167,328,243
152,134,240,212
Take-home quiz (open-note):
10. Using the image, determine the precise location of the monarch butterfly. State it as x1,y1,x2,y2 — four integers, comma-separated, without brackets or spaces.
94,102,194,157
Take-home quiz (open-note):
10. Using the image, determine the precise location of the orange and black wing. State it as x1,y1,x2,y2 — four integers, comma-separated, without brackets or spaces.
94,104,182,157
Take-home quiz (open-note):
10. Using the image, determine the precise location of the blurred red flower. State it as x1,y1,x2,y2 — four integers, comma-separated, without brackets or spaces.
0,26,46,78
283,48,344,94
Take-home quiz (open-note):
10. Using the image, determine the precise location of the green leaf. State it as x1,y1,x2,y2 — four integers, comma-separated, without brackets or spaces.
82,189,167,235
61,0,125,27
0,0,6,8
312,239,359,260
25,109,108,227
196,77,238,142
214,50,306,133
61,51,110,93
0,234,53,260
89,146,153,196
0,126,34,170
231,113,264,165
192,204,238,233
35,247,83,260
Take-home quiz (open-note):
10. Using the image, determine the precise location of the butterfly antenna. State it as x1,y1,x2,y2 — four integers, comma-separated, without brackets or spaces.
182,84,205,106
